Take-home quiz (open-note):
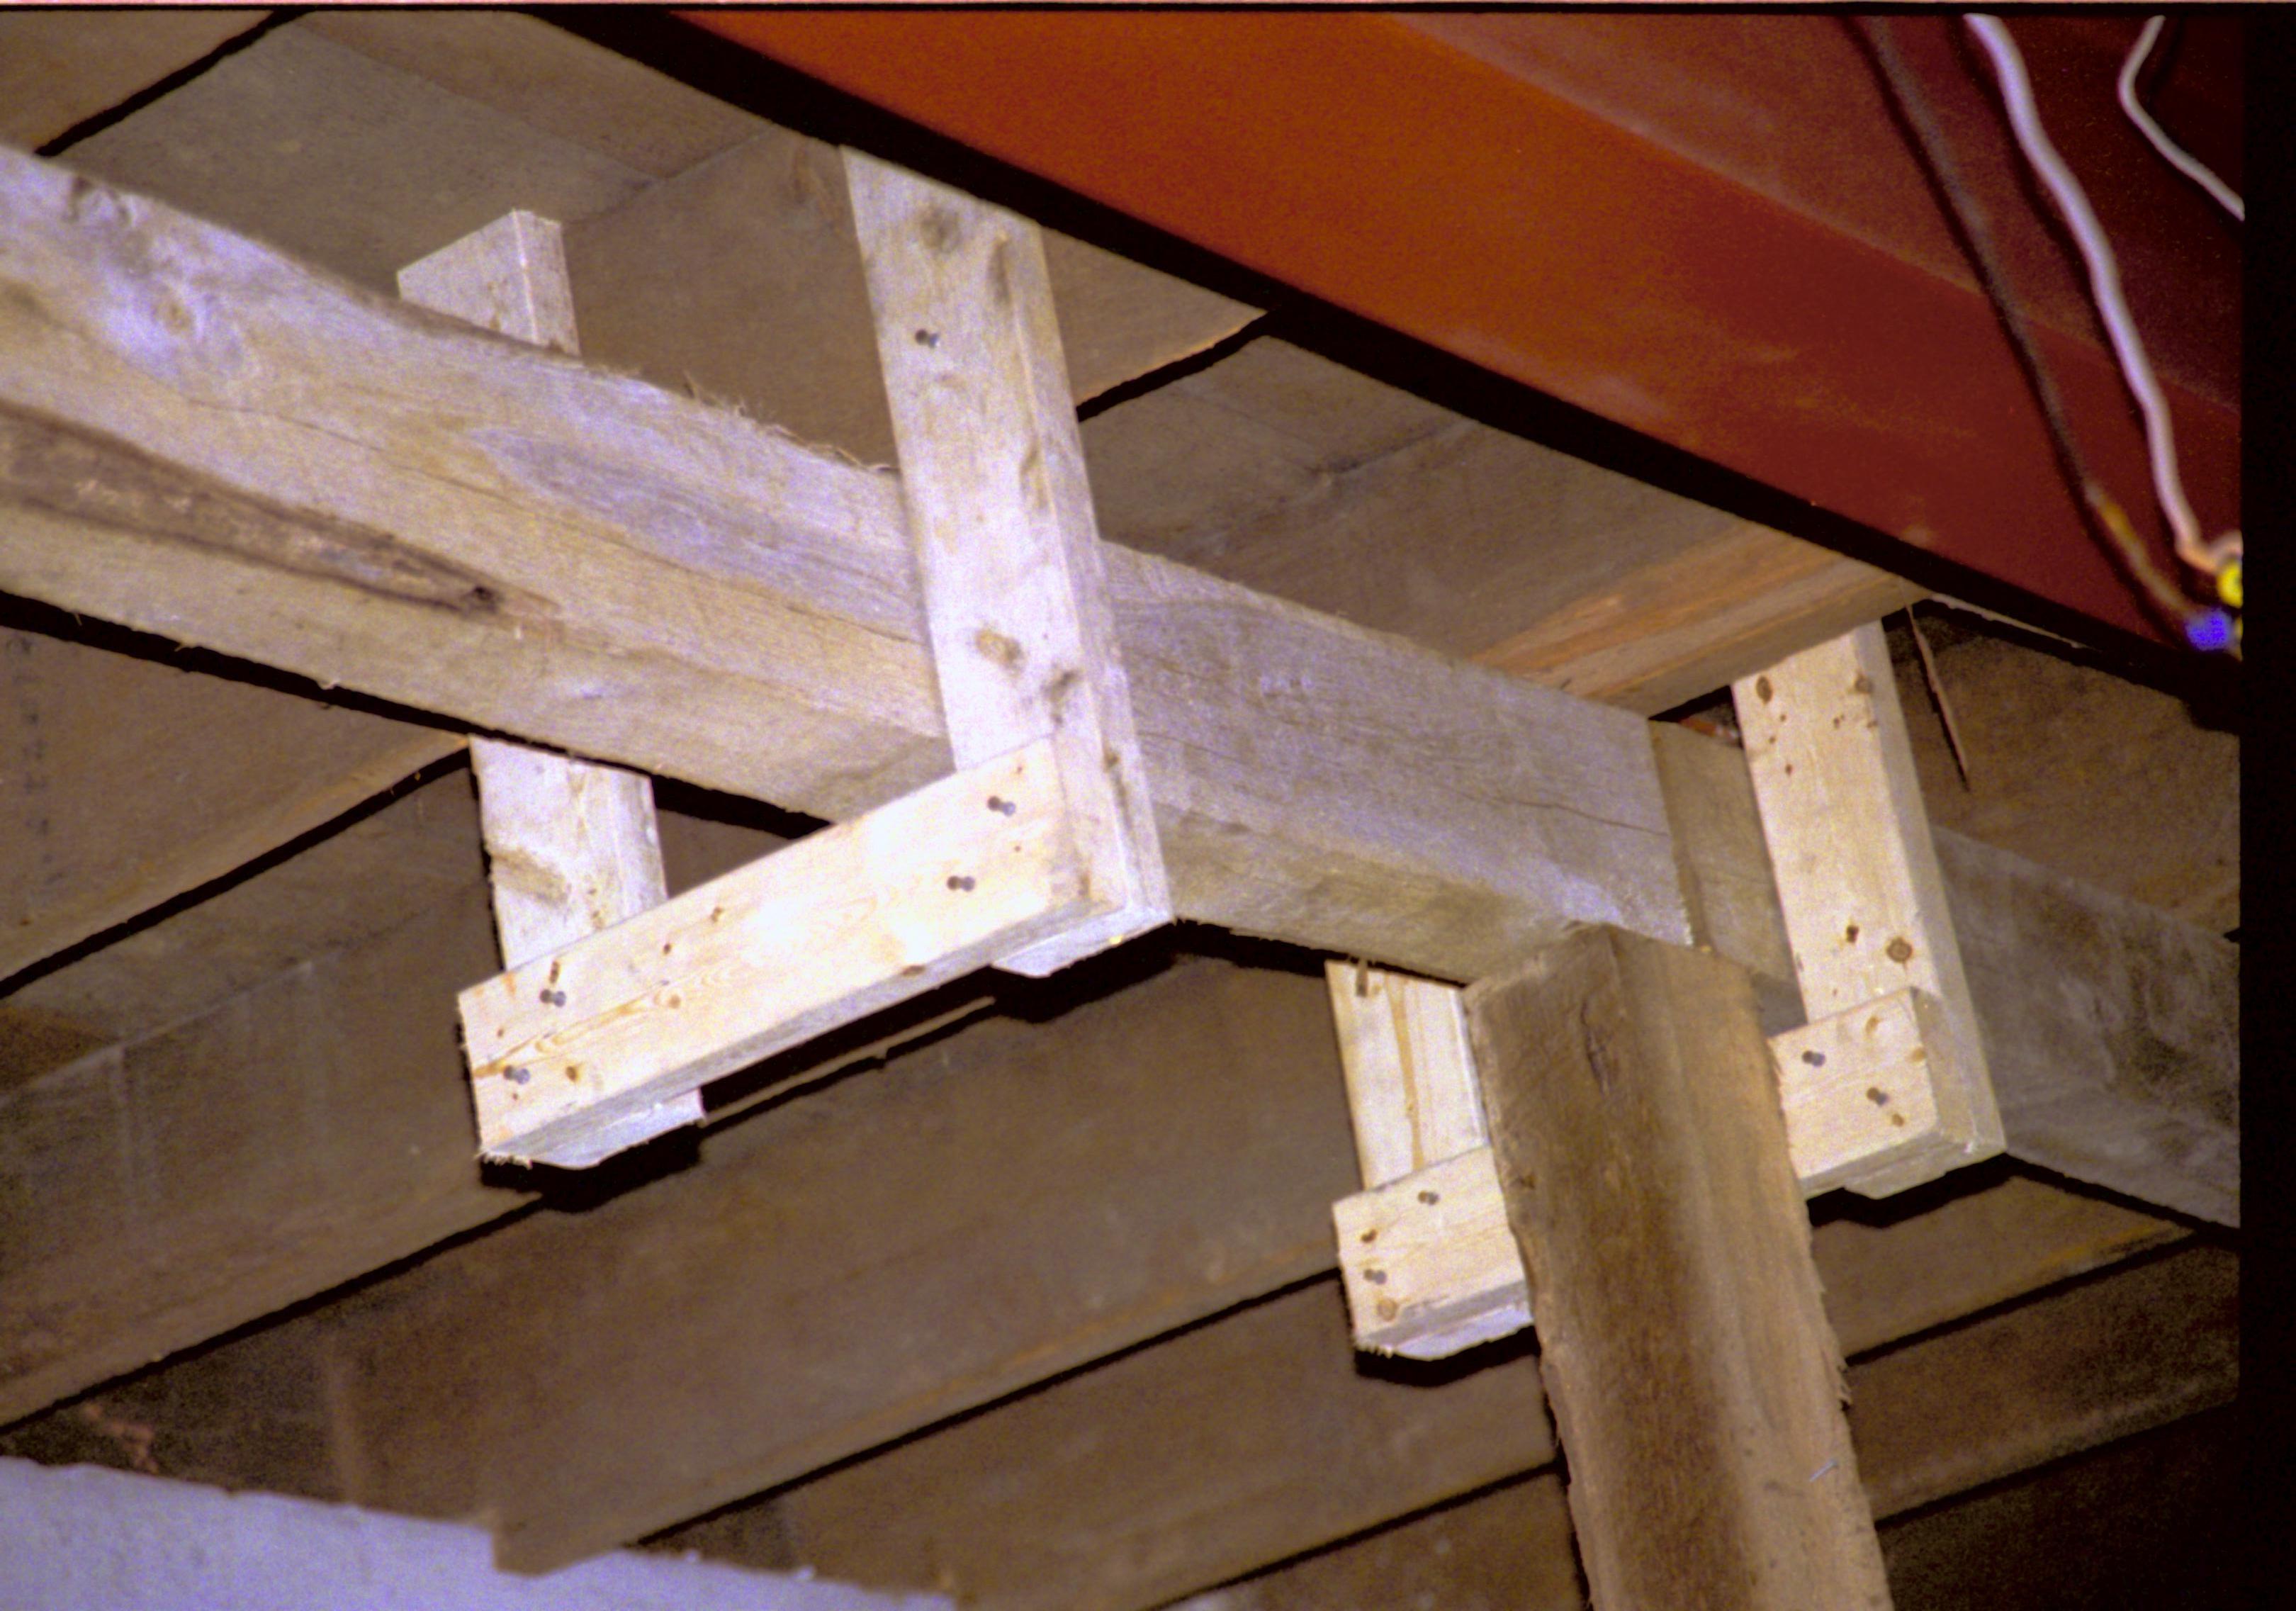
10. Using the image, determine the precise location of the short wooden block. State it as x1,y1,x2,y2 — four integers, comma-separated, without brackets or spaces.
1773,987,1970,1198
461,739,1101,1166
1332,1145,1532,1360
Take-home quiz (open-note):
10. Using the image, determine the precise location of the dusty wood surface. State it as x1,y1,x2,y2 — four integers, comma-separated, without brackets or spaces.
0,9,266,150
0,829,517,1425
1943,829,2239,1226
1081,338,1920,714
3,28,1254,991
850,155,1169,972
302,10,764,181
0,147,1686,982
0,621,458,986
322,955,1361,1569
568,124,1255,467
0,773,791,1426
1470,930,1891,1610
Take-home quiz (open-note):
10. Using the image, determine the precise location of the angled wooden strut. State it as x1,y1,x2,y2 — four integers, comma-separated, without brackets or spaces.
1734,621,2003,1196
439,167,1169,1166
399,213,702,1168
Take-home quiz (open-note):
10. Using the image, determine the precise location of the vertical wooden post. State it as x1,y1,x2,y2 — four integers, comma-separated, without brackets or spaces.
399,213,699,1166
846,152,1170,977
1470,927,1892,1610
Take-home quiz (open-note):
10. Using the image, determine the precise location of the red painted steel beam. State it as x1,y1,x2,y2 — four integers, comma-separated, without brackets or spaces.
689,11,2239,647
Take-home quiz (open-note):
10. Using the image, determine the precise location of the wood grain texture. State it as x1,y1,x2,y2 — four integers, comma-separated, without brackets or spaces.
0,622,458,984
1470,930,1891,1611
1324,962,1485,1189
303,10,764,181
59,24,655,295
849,155,1169,972
0,9,266,150
0,868,517,1425
670,1172,2181,1611
1161,1240,2229,1611
1942,830,2238,1226
0,147,1687,980
327,955,1362,1570
1735,622,2003,1194
1081,338,1919,714
1329,1145,1531,1359
461,741,1098,1165
399,208,695,1163
0,774,798,1428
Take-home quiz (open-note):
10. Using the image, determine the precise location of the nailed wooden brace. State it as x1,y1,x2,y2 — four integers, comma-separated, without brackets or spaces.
848,150,1171,977
400,214,702,1167
1327,964,1531,1359
1735,621,2003,1196
437,169,1168,1166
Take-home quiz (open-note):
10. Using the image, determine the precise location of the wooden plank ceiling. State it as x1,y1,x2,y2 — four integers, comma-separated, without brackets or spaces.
0,12,2239,1610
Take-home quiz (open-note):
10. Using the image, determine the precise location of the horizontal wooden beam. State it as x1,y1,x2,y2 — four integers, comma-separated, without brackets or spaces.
0,147,1685,984
0,98,1258,991
1161,1245,2232,1610
701,1198,2209,1610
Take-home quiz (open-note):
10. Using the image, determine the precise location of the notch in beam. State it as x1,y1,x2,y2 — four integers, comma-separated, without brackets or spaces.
848,152,1171,977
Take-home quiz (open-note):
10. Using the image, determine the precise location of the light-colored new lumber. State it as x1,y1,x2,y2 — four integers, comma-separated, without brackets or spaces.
1470,929,1891,1611
1329,1145,1529,1360
1325,962,1486,1186
848,154,1169,975
1323,962,1528,1359
461,740,1100,1165
1736,622,2003,1196
0,147,1687,983
398,209,698,1165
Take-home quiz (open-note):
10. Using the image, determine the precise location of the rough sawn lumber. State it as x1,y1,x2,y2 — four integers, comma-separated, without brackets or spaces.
0,147,1687,982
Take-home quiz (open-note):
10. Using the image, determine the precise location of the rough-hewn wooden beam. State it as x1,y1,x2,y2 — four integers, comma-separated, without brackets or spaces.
1470,929,1891,1610
0,147,1686,984
1,86,1256,990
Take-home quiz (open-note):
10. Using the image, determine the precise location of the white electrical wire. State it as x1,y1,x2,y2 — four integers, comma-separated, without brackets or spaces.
1964,13,2229,576
2119,16,2244,223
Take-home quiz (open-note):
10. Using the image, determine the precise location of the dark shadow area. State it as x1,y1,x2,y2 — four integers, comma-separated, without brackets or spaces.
35,9,299,158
